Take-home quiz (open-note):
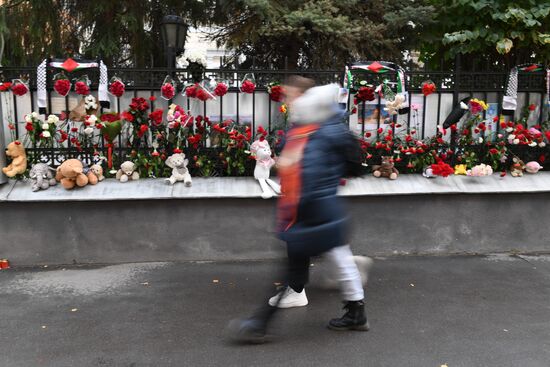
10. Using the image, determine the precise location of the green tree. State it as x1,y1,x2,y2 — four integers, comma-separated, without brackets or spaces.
420,0,550,70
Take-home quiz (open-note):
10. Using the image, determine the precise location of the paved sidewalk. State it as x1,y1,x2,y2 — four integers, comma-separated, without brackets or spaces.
1,255,549,367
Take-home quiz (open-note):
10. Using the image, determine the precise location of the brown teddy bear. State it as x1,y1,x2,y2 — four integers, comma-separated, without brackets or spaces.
510,157,525,177
2,141,27,177
55,159,98,189
372,156,399,180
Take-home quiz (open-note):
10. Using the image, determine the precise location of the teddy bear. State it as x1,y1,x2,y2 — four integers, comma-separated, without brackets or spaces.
510,157,525,177
55,159,97,189
165,153,192,186
525,161,543,174
29,163,57,191
89,164,105,182
250,139,281,199
116,161,139,183
2,141,27,177
372,156,399,180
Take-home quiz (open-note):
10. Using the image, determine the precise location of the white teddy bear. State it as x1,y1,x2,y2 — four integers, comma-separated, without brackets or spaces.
165,153,192,186
115,161,140,183
250,139,280,199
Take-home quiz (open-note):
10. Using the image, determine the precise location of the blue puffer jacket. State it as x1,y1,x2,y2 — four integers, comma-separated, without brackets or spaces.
278,109,356,257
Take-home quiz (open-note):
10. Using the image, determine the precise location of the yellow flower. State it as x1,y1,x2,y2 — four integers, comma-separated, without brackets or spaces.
471,98,488,111
454,164,467,175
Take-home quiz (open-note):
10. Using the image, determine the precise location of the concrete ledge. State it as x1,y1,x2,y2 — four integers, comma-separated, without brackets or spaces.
2,172,550,202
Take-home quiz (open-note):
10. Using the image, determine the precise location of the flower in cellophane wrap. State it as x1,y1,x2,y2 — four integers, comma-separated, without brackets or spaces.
430,161,454,177
240,73,256,94
74,75,91,96
467,163,493,177
108,76,125,98
267,83,284,102
421,80,436,96
161,75,176,100
184,83,198,98
53,73,71,97
214,81,228,97
11,79,30,97
197,79,216,101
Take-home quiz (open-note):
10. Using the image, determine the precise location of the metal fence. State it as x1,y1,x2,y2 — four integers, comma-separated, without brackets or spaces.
0,65,548,170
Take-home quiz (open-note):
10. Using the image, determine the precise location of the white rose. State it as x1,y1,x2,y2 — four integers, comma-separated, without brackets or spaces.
497,134,503,139
508,134,516,140
31,112,39,118
84,127,94,136
88,115,98,123
24,114,32,123
42,131,51,138
41,123,49,130
529,141,537,147
47,115,59,124
506,127,513,132
539,142,546,148
513,139,520,145
478,137,483,143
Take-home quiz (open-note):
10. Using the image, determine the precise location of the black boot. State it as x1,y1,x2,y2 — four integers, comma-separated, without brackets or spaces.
227,304,278,344
328,300,369,331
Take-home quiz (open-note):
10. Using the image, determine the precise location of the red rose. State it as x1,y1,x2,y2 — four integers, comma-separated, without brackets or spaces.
187,134,203,149
489,148,498,155
377,127,384,134
101,113,121,122
161,83,175,100
149,95,157,101
528,104,536,111
25,122,34,131
196,88,211,101
129,97,149,112
356,86,375,102
185,84,198,98
269,85,285,102
12,83,29,96
118,111,133,122
422,82,436,96
109,80,125,97
241,80,256,94
0,82,12,92
137,124,149,138
54,79,70,96
431,161,454,177
500,171,506,177
75,81,90,95
478,123,486,131
151,151,160,157
173,148,182,154
214,83,228,97
148,109,163,126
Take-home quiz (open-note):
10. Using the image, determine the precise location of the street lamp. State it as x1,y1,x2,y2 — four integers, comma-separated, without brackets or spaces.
160,15,188,70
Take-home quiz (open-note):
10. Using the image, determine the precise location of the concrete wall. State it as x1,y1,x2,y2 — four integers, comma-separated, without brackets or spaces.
1,193,549,265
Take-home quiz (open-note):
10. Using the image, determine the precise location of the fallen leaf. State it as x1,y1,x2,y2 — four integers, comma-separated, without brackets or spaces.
141,282,150,286
441,364,448,367
43,265,48,268
503,329,508,332
410,283,415,287
71,308,78,312
212,279,219,283
41,325,47,329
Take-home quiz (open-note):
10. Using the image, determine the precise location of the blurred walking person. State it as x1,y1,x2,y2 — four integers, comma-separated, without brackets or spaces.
229,82,367,343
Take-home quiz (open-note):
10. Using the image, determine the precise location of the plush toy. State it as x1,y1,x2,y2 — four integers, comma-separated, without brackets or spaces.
165,153,192,186
29,163,57,191
384,94,406,115
89,164,105,181
510,157,525,177
525,161,543,174
422,166,435,178
55,159,96,189
372,156,399,180
116,161,139,182
2,141,27,177
467,164,493,177
250,139,280,199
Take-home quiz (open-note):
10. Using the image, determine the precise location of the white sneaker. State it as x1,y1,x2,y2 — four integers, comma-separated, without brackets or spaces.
268,287,308,308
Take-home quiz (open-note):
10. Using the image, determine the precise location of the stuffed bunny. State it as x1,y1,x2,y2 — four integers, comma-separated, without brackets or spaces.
165,153,192,186
250,139,280,199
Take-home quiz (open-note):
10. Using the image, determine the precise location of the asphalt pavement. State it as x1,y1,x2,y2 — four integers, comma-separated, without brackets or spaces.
1,254,549,367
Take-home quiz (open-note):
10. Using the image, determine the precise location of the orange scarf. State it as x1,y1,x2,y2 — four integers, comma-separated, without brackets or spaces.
277,124,319,232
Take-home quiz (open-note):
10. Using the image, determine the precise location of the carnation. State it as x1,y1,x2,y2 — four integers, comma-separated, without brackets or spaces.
41,131,51,138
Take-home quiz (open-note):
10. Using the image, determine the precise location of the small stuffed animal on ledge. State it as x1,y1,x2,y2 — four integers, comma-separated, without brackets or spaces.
165,153,192,186
89,164,105,182
29,163,57,191
56,159,97,189
372,156,399,180
250,139,280,199
116,161,140,183
525,161,543,174
510,157,525,177
2,141,27,177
